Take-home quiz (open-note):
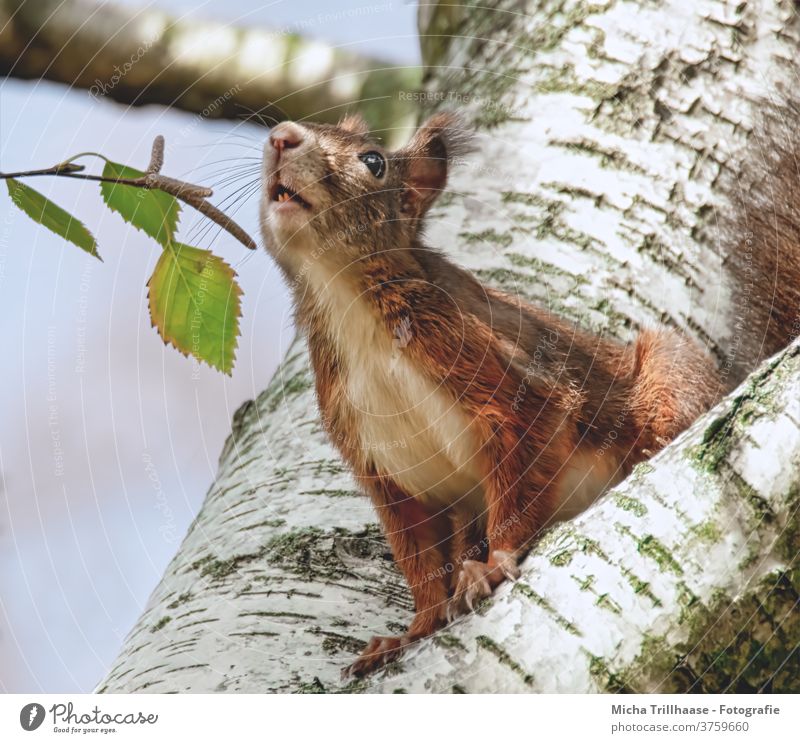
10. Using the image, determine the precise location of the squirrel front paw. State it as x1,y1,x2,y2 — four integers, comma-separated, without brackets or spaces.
342,634,410,679
490,549,522,581
447,550,521,620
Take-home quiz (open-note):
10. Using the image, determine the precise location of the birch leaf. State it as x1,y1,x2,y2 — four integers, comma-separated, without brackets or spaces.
6,178,100,258
147,242,241,374
100,161,179,245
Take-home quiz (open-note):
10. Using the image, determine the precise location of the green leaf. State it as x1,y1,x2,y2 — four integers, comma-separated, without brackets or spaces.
100,161,180,245
6,178,100,258
147,242,242,374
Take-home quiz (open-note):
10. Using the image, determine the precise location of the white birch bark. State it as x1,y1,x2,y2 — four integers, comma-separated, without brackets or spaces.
98,0,800,693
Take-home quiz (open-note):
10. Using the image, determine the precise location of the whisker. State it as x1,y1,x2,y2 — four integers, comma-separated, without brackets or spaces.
191,154,261,167
233,248,261,270
204,176,262,211
203,182,263,248
204,167,263,191
234,101,286,128
217,175,263,205
179,162,261,185
214,131,266,148
188,165,261,192
174,139,262,152
187,178,262,247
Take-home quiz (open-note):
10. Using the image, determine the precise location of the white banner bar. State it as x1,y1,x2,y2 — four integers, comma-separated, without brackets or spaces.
1,693,796,742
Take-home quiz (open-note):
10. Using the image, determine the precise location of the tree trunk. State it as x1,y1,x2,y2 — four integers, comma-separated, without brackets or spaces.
98,0,800,693
0,0,418,135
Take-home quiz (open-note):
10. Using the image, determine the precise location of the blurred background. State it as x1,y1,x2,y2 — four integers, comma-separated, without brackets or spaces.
0,0,419,692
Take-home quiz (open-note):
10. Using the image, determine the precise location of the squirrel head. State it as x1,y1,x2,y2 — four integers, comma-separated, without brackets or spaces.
260,111,472,281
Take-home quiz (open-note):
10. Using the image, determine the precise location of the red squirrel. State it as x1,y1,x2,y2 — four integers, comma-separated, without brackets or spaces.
259,108,800,677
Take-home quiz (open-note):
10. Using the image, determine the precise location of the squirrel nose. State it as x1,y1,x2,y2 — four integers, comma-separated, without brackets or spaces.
270,122,304,153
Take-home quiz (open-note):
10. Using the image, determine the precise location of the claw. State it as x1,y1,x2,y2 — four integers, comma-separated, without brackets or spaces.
491,549,521,582
449,559,496,618
344,635,408,679
501,562,520,581
446,553,523,620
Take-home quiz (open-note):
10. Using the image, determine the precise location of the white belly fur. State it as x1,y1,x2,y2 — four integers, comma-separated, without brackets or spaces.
356,351,485,514
306,263,484,516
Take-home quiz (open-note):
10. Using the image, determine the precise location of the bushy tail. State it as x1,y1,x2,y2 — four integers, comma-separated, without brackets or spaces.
720,94,800,383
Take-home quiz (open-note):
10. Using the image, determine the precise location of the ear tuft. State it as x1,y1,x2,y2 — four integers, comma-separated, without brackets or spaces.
338,112,370,136
413,110,474,162
397,110,473,220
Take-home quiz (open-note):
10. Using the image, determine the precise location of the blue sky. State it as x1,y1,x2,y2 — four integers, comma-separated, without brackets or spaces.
0,0,419,693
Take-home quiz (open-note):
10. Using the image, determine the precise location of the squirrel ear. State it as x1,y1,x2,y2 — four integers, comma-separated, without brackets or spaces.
397,111,472,219
338,112,370,135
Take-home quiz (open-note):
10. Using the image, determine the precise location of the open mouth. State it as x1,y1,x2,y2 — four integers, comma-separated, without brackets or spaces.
270,182,311,209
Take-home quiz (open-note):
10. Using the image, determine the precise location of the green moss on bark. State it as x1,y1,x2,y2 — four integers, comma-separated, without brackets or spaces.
476,635,535,686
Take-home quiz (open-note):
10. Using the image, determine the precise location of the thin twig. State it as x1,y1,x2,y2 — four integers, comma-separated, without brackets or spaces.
2,170,149,187
0,135,257,250
185,197,258,251
146,174,213,200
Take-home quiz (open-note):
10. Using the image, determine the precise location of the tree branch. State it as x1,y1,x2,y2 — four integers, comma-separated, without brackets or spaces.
0,135,257,250
0,0,420,138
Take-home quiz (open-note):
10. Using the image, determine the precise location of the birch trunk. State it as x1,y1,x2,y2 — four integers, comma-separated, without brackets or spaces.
99,0,800,693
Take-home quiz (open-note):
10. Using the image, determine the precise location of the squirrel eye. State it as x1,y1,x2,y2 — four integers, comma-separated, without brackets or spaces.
359,151,386,178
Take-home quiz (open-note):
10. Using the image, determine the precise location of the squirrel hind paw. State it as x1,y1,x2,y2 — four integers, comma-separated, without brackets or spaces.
448,551,521,618
342,635,409,680
448,559,496,617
